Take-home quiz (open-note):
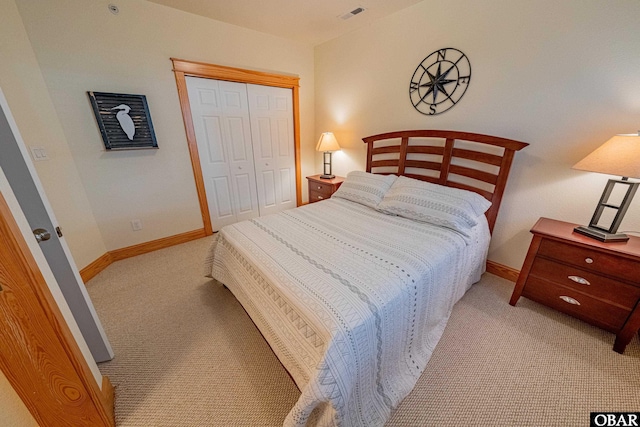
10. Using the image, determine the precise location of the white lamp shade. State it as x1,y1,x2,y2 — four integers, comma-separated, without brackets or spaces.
316,132,341,152
572,134,640,179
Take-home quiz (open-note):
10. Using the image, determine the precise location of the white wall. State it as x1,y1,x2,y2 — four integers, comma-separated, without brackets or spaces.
9,0,640,270
0,371,36,427
16,0,315,253
315,0,640,269
0,0,106,269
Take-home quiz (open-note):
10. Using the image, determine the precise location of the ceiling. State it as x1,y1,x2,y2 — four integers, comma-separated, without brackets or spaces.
145,0,424,46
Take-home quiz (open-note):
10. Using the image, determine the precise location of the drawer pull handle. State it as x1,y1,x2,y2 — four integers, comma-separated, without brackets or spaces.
568,275,590,285
317,196,323,200
317,186,322,190
559,295,581,305
585,257,593,264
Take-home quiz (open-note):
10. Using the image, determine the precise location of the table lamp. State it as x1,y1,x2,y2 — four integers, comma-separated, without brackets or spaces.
316,132,341,179
572,133,640,242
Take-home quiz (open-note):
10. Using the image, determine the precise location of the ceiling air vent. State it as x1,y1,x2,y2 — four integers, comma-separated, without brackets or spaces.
339,7,365,20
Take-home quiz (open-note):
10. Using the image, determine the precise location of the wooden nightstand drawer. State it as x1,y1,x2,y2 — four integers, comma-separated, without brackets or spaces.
309,190,330,202
538,239,639,284
309,182,334,197
522,276,631,333
306,175,345,204
529,258,640,310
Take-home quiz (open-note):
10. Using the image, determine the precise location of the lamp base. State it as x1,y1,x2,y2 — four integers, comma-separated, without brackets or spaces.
573,226,629,243
319,174,335,179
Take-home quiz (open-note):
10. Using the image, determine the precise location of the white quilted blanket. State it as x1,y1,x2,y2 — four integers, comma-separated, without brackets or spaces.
205,198,490,426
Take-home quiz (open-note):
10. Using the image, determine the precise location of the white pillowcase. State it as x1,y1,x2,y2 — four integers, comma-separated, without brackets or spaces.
376,176,492,236
331,171,397,209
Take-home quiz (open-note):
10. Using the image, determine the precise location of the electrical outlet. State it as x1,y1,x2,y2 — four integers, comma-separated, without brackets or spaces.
130,219,143,231
30,146,50,161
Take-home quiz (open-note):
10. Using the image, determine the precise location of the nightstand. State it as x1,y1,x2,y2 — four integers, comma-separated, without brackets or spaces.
510,217,640,354
306,175,345,203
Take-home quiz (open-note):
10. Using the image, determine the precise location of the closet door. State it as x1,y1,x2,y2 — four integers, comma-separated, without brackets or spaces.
186,77,259,231
247,84,296,216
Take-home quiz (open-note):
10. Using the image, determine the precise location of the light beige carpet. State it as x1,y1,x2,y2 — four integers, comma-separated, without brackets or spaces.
86,236,640,426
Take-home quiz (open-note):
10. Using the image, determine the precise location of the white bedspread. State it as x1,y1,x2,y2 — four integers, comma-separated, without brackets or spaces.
204,197,490,426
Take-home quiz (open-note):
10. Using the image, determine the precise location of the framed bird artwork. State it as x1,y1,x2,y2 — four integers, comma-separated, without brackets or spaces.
88,92,158,150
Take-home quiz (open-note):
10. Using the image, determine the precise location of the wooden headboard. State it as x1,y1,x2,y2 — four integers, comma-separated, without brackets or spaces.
362,130,528,233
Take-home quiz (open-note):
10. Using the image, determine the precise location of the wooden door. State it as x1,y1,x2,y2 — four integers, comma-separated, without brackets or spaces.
247,84,296,216
0,191,114,426
0,88,113,363
186,77,259,231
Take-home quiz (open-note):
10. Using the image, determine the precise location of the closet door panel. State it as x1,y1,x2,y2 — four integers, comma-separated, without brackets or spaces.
186,77,259,230
255,117,274,159
280,168,293,204
219,81,259,223
276,118,291,157
275,117,293,204
253,116,278,209
211,176,234,218
202,117,226,164
186,78,236,229
261,170,277,207
247,84,296,216
234,173,255,214
227,117,248,161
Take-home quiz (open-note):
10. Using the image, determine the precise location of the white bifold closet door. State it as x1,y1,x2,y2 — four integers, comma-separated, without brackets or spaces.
186,76,296,231
246,84,296,217
186,77,259,230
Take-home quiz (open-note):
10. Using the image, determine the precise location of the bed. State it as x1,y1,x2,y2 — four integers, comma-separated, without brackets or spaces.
204,130,528,426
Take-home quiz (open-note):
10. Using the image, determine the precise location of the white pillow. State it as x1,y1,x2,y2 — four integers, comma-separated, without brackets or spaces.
377,176,492,235
331,171,397,209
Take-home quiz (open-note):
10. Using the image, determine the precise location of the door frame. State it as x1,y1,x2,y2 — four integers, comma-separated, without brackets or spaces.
0,88,113,363
171,58,302,235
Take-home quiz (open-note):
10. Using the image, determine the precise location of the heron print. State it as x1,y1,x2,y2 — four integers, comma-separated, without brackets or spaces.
111,104,136,140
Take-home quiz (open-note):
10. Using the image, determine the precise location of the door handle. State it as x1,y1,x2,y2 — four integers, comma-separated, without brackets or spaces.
33,228,51,243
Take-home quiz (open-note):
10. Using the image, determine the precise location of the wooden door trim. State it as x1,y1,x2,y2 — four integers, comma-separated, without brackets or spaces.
171,58,302,235
79,228,207,282
0,192,114,426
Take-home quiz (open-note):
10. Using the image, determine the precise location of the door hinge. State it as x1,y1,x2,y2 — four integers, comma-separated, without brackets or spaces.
56,227,63,237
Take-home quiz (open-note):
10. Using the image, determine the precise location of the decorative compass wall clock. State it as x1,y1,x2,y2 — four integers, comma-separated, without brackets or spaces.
409,48,471,115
